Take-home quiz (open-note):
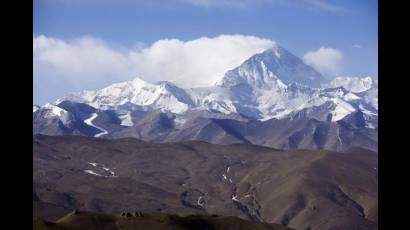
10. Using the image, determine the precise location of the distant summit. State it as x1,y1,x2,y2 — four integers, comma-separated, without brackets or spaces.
218,46,325,89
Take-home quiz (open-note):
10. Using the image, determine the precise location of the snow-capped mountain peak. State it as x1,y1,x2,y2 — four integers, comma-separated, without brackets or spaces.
217,45,325,89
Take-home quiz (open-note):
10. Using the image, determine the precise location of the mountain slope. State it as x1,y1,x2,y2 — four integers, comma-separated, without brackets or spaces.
33,135,378,230
34,211,293,230
33,101,377,152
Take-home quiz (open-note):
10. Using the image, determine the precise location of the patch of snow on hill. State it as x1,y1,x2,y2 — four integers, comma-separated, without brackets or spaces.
84,113,109,137
118,111,134,127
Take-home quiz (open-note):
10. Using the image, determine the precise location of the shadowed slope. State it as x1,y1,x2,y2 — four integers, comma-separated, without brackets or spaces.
34,211,293,230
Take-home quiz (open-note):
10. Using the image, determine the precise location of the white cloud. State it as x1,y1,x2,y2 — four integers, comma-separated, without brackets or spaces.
182,0,345,11
34,35,135,86
182,0,268,7
303,47,343,77
34,34,275,103
128,35,275,87
39,0,346,12
302,0,345,12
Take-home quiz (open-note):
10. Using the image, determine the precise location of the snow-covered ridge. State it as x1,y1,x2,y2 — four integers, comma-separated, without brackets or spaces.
33,105,40,112
40,103,74,126
322,76,375,93
43,103,68,118
60,78,192,114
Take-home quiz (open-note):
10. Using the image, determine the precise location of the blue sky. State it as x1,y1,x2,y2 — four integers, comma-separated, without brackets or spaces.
33,0,377,104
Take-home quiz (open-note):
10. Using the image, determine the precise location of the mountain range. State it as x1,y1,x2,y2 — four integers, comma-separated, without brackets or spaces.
33,45,378,152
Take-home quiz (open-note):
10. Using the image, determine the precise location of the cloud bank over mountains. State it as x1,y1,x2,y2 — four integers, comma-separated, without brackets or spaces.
34,34,346,104
34,34,275,103
128,35,276,87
